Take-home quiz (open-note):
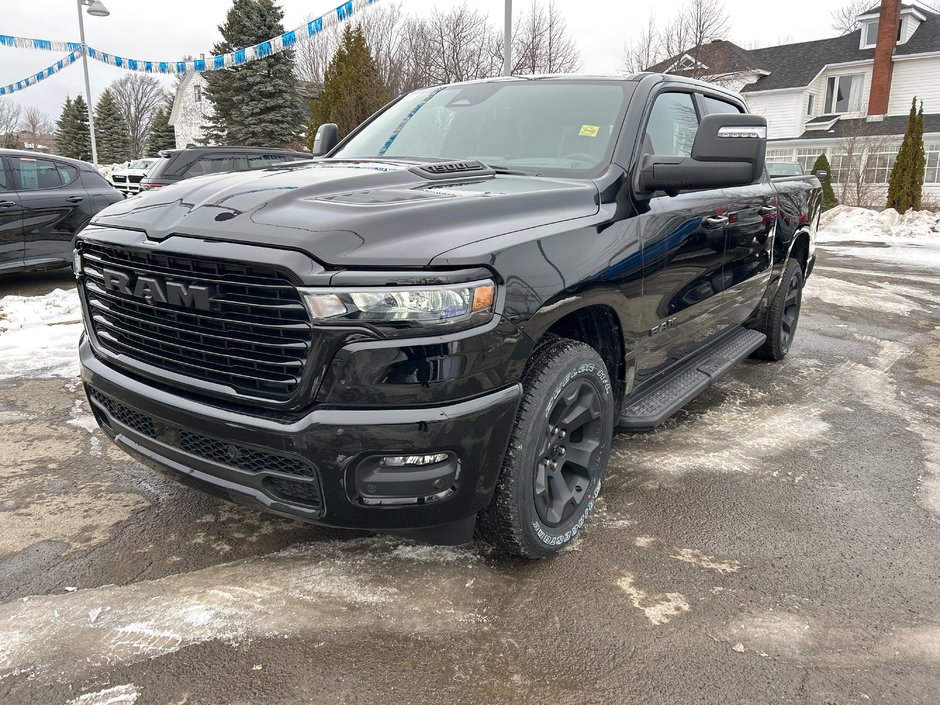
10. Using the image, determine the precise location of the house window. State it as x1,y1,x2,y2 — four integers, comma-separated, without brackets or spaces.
796,148,825,173
194,84,202,103
925,143,940,184
806,94,815,117
863,145,899,183
824,74,864,114
765,148,796,163
863,20,879,48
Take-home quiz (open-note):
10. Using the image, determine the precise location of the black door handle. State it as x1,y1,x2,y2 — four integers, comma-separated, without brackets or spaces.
66,196,84,203
0,200,16,208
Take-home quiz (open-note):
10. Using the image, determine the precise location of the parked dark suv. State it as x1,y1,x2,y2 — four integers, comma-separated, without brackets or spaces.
1,149,123,275
140,146,311,191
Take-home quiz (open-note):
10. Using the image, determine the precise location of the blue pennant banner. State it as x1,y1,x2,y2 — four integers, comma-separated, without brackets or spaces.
0,0,378,91
0,50,82,95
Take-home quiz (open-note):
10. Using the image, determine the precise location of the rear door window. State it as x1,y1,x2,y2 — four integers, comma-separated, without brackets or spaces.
0,158,8,191
12,157,63,190
57,163,80,186
184,154,234,177
245,153,294,170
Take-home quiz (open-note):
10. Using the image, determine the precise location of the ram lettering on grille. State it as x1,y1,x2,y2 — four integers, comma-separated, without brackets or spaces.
101,268,216,311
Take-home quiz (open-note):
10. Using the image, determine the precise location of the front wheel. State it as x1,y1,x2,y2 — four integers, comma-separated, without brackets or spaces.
752,258,804,361
478,338,614,558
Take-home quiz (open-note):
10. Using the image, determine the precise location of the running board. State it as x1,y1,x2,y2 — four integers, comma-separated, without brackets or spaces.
618,328,766,430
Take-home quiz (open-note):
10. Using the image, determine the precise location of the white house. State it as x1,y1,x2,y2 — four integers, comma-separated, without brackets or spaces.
168,72,213,149
650,0,940,204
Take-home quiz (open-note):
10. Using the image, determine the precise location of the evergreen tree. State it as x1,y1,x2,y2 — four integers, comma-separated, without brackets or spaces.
203,0,304,147
55,95,92,161
887,97,926,213
811,154,838,211
94,90,132,164
312,25,388,144
146,107,177,154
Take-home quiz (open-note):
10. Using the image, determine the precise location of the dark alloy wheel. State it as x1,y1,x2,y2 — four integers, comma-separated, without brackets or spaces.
753,258,804,361
533,379,605,526
478,337,614,558
779,267,802,353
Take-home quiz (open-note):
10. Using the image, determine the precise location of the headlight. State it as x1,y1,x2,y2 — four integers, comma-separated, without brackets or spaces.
299,279,496,331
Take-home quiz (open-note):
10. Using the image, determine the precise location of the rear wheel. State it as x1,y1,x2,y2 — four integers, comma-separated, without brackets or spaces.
753,258,804,361
478,338,614,558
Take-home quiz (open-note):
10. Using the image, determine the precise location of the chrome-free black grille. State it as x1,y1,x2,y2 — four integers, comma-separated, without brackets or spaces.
128,175,143,183
179,430,314,478
88,387,155,437
88,389,321,508
79,243,313,403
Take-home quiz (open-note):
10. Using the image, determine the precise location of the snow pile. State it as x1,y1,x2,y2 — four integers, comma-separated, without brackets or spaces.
0,288,83,379
97,163,128,181
819,205,940,240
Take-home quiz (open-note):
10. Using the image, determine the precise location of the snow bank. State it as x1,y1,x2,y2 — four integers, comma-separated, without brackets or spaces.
97,163,128,181
819,205,940,240
0,288,83,379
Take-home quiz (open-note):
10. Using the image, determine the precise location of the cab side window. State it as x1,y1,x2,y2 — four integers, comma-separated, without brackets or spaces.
702,95,744,115
0,159,8,191
643,92,700,158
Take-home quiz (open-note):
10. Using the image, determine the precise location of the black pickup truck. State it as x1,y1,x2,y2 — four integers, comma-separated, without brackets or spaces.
75,74,821,557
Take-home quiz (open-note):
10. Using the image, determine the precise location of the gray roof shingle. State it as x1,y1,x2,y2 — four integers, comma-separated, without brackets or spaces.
742,6,940,92
775,112,940,140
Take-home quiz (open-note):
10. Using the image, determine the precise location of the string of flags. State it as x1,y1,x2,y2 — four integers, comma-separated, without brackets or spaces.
0,0,377,96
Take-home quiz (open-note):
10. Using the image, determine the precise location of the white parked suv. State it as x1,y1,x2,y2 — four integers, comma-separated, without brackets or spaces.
109,158,157,196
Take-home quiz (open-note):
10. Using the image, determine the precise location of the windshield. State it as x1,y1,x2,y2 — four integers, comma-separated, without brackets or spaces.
130,159,156,170
768,162,803,177
333,80,633,175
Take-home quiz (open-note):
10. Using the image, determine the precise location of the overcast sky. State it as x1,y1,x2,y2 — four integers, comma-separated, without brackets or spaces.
1,0,847,121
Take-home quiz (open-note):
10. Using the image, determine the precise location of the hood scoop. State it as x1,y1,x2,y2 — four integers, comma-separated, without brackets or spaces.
410,160,495,180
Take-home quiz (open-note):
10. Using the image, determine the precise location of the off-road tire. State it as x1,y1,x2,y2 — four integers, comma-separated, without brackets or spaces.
478,337,614,558
752,258,804,361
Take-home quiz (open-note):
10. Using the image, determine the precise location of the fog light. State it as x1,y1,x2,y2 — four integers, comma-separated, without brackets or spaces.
380,453,449,467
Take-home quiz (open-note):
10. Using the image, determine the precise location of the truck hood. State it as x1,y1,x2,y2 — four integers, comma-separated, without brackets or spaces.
90,160,599,267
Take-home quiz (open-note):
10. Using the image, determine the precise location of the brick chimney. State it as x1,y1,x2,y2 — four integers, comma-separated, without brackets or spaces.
867,0,901,117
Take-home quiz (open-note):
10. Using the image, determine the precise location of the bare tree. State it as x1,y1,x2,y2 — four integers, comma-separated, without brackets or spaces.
19,105,53,148
511,0,581,75
0,99,21,148
621,13,661,73
110,73,169,158
355,3,410,95
831,0,872,35
685,0,730,48
295,20,343,87
622,0,728,77
832,121,896,207
421,3,502,85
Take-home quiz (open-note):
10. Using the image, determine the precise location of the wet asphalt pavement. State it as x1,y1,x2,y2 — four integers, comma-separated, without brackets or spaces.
0,247,938,705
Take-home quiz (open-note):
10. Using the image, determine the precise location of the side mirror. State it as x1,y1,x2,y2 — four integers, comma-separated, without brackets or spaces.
312,123,339,157
815,169,829,183
638,113,768,196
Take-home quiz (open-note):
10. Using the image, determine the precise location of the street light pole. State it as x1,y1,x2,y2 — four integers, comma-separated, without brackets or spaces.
503,0,512,76
76,0,109,166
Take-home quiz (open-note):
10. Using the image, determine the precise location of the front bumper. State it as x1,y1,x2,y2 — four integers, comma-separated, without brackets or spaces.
80,337,521,541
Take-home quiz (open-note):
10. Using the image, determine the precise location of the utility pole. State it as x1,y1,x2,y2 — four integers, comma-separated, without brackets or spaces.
503,0,512,76
76,0,110,166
